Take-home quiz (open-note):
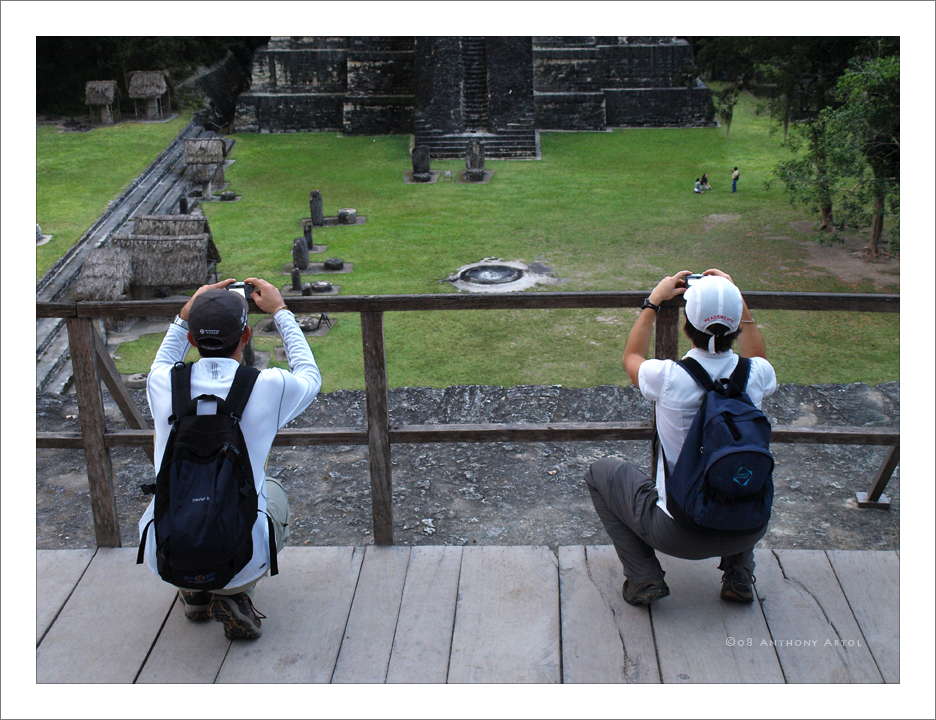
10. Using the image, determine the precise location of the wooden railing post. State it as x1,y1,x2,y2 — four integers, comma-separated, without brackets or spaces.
649,302,680,465
856,443,898,509
66,318,121,547
361,311,394,544
654,303,679,361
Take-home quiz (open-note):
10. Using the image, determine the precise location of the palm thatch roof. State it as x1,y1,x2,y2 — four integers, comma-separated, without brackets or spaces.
85,80,118,106
133,214,208,236
113,235,220,286
127,71,168,99
184,138,225,165
73,247,132,301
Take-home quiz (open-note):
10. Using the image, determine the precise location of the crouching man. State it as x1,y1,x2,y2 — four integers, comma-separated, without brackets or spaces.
138,277,321,639
586,269,777,606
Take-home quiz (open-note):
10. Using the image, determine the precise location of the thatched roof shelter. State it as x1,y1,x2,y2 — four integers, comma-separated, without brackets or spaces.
133,214,208,236
184,138,225,165
73,247,132,301
114,236,221,287
113,213,220,288
127,71,168,99
85,81,118,106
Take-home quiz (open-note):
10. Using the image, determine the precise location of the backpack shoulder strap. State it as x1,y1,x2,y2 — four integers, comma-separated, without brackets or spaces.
221,365,261,420
677,357,716,392
727,356,752,395
170,362,195,423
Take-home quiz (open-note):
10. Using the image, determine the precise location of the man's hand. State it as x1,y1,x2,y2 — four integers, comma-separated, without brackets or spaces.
702,268,734,284
179,278,236,321
245,277,287,315
648,270,693,305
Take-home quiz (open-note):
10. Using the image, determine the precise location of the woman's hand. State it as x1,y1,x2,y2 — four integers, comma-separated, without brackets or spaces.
648,270,693,304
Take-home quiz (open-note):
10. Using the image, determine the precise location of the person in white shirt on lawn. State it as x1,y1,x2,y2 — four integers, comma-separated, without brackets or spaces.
585,269,777,606
139,277,321,639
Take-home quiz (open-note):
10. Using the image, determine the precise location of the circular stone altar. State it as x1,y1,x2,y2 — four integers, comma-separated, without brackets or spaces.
447,258,558,293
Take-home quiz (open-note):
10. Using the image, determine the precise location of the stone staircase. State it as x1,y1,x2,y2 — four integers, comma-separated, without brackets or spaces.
36,124,231,395
414,117,539,159
462,37,489,129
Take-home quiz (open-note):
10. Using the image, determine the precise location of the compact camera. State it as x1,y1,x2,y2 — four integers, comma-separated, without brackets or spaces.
683,273,704,288
227,281,255,301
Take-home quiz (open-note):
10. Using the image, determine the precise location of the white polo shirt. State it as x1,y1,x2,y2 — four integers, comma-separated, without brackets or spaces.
637,348,777,518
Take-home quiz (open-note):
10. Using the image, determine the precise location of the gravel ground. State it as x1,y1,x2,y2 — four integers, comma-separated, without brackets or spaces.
36,381,899,551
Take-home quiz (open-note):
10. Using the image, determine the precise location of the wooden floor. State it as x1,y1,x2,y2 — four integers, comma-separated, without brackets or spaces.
36,546,898,683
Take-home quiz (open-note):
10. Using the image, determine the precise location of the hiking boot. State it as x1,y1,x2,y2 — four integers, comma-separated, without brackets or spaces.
209,593,267,640
178,590,212,622
721,569,756,604
622,578,670,606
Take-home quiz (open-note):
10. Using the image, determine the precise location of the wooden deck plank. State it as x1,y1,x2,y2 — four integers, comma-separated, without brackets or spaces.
37,548,175,683
755,549,883,683
136,598,231,683
559,545,660,683
36,549,95,644
826,550,899,683
651,555,785,683
386,546,462,683
216,546,364,683
332,545,411,683
448,546,560,683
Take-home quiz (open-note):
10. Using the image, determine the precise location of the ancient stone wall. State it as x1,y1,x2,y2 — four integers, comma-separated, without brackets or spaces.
532,37,714,130
235,36,713,135
234,37,416,134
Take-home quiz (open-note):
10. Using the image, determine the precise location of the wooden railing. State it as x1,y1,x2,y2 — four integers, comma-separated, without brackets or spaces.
36,291,900,547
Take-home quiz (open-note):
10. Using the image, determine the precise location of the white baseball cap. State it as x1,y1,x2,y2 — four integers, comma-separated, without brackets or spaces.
684,275,743,352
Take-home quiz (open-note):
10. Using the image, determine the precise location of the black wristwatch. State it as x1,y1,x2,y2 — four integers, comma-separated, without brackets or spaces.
640,297,660,312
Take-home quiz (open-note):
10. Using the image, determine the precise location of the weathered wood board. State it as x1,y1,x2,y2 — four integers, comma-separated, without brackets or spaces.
216,546,364,683
36,549,95,644
386,545,462,683
651,554,785,683
755,549,883,683
448,546,560,683
136,598,231,683
332,545,411,683
37,548,175,683
559,545,660,683
826,550,899,683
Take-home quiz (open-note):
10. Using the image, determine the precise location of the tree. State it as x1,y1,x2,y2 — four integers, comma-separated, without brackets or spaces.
824,55,900,257
770,113,839,232
712,85,740,137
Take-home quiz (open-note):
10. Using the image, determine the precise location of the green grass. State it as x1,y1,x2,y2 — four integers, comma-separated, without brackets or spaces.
36,115,191,279
100,92,897,389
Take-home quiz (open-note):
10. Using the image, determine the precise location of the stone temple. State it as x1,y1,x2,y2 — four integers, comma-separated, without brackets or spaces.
234,36,714,158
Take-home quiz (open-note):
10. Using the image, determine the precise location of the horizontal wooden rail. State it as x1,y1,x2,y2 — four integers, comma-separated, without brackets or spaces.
35,291,900,319
36,291,901,546
37,423,899,449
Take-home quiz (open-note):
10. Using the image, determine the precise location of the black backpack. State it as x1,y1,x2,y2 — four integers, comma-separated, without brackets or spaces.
661,357,775,534
137,362,278,590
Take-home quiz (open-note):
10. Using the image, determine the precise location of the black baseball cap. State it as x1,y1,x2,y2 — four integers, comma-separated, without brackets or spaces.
188,289,248,351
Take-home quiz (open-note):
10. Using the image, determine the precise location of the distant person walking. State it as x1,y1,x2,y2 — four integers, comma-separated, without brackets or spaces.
700,173,711,191
731,167,741,193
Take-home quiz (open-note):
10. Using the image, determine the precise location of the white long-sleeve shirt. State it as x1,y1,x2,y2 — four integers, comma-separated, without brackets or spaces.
138,308,321,588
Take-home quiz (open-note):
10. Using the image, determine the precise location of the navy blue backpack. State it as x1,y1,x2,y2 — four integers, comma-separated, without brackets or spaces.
662,357,774,534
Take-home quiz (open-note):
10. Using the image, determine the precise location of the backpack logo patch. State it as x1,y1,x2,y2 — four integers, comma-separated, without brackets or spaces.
732,467,753,487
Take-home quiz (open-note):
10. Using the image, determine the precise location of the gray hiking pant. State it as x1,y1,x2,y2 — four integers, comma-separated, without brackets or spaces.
585,458,766,583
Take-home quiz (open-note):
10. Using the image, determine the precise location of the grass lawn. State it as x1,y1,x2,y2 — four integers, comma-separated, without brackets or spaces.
105,92,898,389
36,115,191,279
